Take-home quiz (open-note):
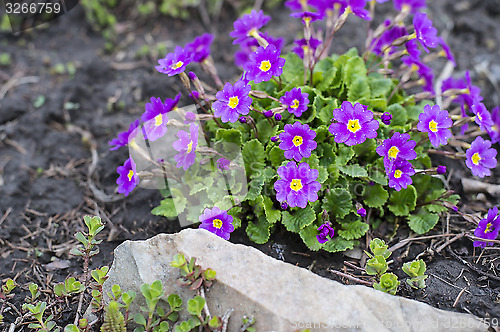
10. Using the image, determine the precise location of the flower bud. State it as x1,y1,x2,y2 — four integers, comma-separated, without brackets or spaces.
188,71,198,81
274,113,282,121
281,202,288,209
264,110,273,118
381,112,392,125
239,116,247,123
436,165,446,174
357,207,367,217
271,136,279,142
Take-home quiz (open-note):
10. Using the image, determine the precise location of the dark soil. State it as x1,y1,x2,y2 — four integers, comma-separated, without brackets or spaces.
1,1,499,330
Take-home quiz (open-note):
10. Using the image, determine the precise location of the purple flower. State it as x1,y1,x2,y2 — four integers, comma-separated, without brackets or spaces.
213,80,252,123
173,123,199,171
230,10,271,45
155,46,192,76
199,206,234,240
346,0,371,20
243,44,286,83
109,119,141,151
412,12,439,52
274,161,321,208
417,104,452,148
357,208,367,217
437,165,447,174
217,158,231,172
387,159,415,191
165,92,182,112
280,87,310,117
234,32,285,67
279,122,317,162
394,0,426,14
116,157,139,196
371,26,408,56
465,136,497,178
285,0,322,11
405,39,421,59
376,132,417,169
141,97,170,142
471,101,493,132
381,112,392,125
329,101,379,146
290,11,323,25
473,207,500,248
184,111,196,124
185,33,214,62
486,106,500,143
292,38,322,59
438,37,456,66
317,223,335,244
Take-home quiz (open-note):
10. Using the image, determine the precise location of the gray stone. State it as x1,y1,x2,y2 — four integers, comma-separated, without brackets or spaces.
99,229,488,332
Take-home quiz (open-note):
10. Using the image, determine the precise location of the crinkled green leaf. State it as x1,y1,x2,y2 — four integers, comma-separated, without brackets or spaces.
369,76,393,98
281,52,304,83
299,223,322,251
338,220,369,240
215,128,242,145
322,237,355,253
347,77,371,102
388,185,417,216
246,215,272,244
244,174,265,201
407,209,439,234
281,206,316,233
344,56,367,84
228,206,242,229
269,146,285,168
322,188,353,219
242,139,265,177
386,104,407,126
338,164,368,178
363,184,389,208
335,145,355,166
151,191,187,218
256,121,278,143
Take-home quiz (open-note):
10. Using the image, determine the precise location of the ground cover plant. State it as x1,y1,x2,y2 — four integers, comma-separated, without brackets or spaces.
109,0,499,256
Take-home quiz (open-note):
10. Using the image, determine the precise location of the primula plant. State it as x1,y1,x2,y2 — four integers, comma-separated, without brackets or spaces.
109,0,500,253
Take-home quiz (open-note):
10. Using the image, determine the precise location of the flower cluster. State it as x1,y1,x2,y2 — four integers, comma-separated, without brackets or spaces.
108,0,499,252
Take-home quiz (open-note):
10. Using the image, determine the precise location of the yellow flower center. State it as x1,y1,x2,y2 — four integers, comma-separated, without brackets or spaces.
127,170,134,182
394,170,403,179
291,99,300,109
259,60,271,72
471,152,481,165
493,124,499,133
212,218,223,229
154,114,163,127
290,179,303,192
228,96,239,109
171,61,184,70
248,27,258,37
428,120,438,133
477,113,482,121
347,119,361,133
187,141,193,153
410,64,419,72
485,222,493,233
293,135,303,147
388,146,399,159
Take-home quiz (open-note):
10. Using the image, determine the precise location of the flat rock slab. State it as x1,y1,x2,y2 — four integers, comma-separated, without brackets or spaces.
100,229,488,331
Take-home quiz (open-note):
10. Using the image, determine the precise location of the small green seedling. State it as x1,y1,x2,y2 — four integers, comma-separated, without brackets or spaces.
402,259,428,289
373,273,400,295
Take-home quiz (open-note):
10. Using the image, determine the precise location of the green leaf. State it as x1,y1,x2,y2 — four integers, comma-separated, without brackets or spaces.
281,206,316,233
368,168,388,186
151,193,187,218
314,58,338,91
338,220,369,240
299,224,323,251
317,166,328,184
369,76,393,98
215,128,242,145
322,188,353,219
344,56,367,84
256,121,278,143
335,144,355,166
388,185,417,216
189,177,214,195
322,237,355,253
386,104,408,126
244,174,265,201
407,209,440,234
242,139,265,178
187,296,205,317
281,53,304,83
134,314,147,327
338,164,368,178
347,77,371,102
363,184,388,208
246,215,272,244
167,294,182,309
262,195,281,224
269,146,285,168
